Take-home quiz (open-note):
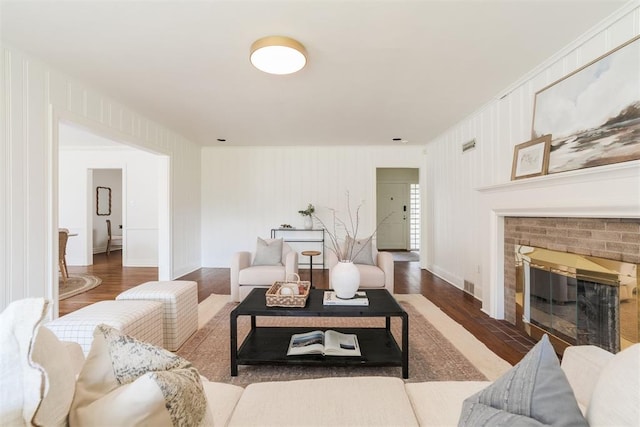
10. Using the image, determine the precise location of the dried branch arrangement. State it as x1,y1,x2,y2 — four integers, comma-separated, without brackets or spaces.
312,192,392,262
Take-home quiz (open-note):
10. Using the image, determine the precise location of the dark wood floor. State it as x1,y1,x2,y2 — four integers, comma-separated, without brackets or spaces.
61,251,536,365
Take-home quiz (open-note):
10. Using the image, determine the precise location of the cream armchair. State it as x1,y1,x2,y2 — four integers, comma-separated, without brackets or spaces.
230,239,298,302
327,244,394,294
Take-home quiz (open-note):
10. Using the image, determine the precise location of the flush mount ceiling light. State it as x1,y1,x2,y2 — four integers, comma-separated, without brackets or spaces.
250,36,307,75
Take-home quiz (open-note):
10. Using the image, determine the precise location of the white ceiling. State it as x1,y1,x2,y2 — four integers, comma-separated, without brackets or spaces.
0,0,628,147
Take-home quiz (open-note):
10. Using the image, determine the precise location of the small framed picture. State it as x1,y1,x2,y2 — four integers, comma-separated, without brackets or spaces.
511,134,551,180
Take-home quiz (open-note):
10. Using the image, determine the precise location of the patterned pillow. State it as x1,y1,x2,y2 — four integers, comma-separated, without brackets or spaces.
458,334,587,427
252,237,283,266
70,324,212,427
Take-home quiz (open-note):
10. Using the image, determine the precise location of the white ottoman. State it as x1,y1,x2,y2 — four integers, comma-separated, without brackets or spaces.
46,300,164,355
116,280,198,351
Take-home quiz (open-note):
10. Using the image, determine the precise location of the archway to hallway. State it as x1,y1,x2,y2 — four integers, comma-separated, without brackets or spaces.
55,120,170,315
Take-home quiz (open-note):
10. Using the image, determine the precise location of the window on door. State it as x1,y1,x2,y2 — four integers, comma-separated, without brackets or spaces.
410,184,420,251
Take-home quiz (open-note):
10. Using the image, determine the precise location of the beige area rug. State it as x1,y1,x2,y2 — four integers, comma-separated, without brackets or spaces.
59,274,102,300
185,294,511,388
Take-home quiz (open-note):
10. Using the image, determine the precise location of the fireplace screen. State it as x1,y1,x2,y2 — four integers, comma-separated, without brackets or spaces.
517,246,638,353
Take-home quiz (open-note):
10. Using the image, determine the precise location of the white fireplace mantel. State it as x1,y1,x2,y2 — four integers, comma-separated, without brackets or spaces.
475,161,640,319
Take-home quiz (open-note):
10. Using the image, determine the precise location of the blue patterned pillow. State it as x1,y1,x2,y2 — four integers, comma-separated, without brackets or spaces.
458,335,587,427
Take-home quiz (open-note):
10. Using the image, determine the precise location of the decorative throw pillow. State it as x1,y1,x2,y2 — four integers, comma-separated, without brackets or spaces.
31,326,78,426
0,298,76,427
0,298,50,426
459,404,547,426
346,235,375,265
458,334,587,427
252,237,283,266
70,324,213,427
587,343,639,425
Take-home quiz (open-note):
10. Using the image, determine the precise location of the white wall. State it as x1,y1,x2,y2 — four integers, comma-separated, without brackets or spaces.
59,149,161,267
424,3,640,317
0,44,202,315
201,146,426,267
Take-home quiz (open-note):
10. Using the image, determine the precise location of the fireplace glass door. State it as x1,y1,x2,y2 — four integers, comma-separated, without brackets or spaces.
517,246,637,354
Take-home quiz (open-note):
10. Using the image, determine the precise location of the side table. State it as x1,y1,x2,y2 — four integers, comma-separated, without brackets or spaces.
301,250,321,288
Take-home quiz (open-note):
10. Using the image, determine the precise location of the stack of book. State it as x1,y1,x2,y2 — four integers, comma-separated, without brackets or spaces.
322,291,369,306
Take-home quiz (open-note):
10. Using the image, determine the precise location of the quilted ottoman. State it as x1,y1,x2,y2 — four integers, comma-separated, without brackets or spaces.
116,280,198,351
46,300,164,355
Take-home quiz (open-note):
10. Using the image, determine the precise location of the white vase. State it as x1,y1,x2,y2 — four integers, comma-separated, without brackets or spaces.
303,215,313,230
331,261,360,299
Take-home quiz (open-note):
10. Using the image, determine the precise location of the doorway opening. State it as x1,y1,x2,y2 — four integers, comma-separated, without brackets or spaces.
376,168,420,261
56,121,170,313
93,168,123,257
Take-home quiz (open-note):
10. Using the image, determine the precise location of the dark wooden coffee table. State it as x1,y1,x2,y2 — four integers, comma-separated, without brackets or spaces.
230,288,409,378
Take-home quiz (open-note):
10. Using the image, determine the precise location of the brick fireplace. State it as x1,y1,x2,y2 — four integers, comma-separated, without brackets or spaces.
503,217,640,323
502,217,639,351
477,161,639,320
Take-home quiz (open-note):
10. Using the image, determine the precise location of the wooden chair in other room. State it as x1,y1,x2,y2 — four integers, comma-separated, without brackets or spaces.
58,230,69,282
106,219,123,255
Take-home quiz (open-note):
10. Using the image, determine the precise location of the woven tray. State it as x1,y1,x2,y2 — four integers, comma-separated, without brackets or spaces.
265,274,310,307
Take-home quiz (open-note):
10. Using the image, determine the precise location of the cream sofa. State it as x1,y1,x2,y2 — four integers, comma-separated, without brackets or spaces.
3,298,638,426
177,343,640,426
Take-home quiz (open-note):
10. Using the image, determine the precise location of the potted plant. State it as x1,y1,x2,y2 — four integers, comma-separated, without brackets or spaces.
298,203,315,229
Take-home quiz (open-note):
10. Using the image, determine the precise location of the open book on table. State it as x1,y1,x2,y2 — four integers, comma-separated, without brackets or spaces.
286,330,361,357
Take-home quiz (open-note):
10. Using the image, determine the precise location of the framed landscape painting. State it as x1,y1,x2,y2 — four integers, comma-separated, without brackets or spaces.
532,35,640,174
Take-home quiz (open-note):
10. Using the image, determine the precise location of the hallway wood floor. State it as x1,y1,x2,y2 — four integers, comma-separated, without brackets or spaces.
61,252,536,365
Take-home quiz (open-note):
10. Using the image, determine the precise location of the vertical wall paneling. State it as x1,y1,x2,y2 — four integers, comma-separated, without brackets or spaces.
0,43,202,314
425,4,640,315
1,48,8,306
200,146,425,267
86,91,103,124
157,155,170,280
26,56,49,305
11,52,26,301
48,109,59,314
122,108,133,135
67,82,83,116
